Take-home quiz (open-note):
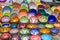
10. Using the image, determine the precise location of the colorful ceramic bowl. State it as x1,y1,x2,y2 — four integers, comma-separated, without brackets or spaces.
1,16,10,22
41,34,52,40
12,35,20,40
21,35,29,40
10,16,19,23
20,16,28,23
9,28,19,34
30,28,39,35
1,27,10,33
54,23,60,29
30,16,38,23
1,33,11,40
10,24,18,29
18,23,27,28
30,35,41,40
45,24,54,28
19,28,29,34
2,23,10,27
48,15,57,23
50,28,59,34
38,15,48,23
27,24,36,28
40,28,50,34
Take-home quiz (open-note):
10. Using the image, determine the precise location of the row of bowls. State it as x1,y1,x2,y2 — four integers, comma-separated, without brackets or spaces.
0,14,60,24
0,27,60,34
0,33,53,40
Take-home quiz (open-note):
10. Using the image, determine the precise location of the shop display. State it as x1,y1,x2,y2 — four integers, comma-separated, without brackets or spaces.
0,0,60,40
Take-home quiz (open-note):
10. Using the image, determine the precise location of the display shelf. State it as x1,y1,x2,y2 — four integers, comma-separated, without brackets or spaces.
46,2,60,5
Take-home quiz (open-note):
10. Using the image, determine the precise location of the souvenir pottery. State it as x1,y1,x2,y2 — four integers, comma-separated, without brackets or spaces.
21,3,28,8
41,34,52,40
50,28,59,34
52,33,60,40
9,28,19,34
27,24,36,28
18,23,27,28
57,15,60,22
38,5,45,9
36,13,42,18
20,6,28,11
24,0,31,4
10,24,18,29
0,6,3,18
36,24,45,28
38,9,46,15
45,8,53,15
51,6,56,12
19,28,29,34
0,1,60,40
30,28,39,35
12,35,20,40
12,4,20,14
38,15,48,23
30,35,41,40
1,16,10,22
36,2,42,6
2,6,12,16
1,33,11,40
40,28,50,34
54,23,60,29
54,9,60,13
28,9,37,15
10,16,19,23
20,9,27,12
48,15,57,23
12,2,20,9
43,14,49,19
2,23,10,27
44,3,50,8
0,3,6,8
0,27,10,33
18,9,27,19
20,16,28,23
45,24,54,28
0,11,3,19
21,35,29,40
30,16,38,23
12,7,20,14
13,0,23,4
28,13,35,19
5,0,13,6
32,0,41,6
29,2,37,10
